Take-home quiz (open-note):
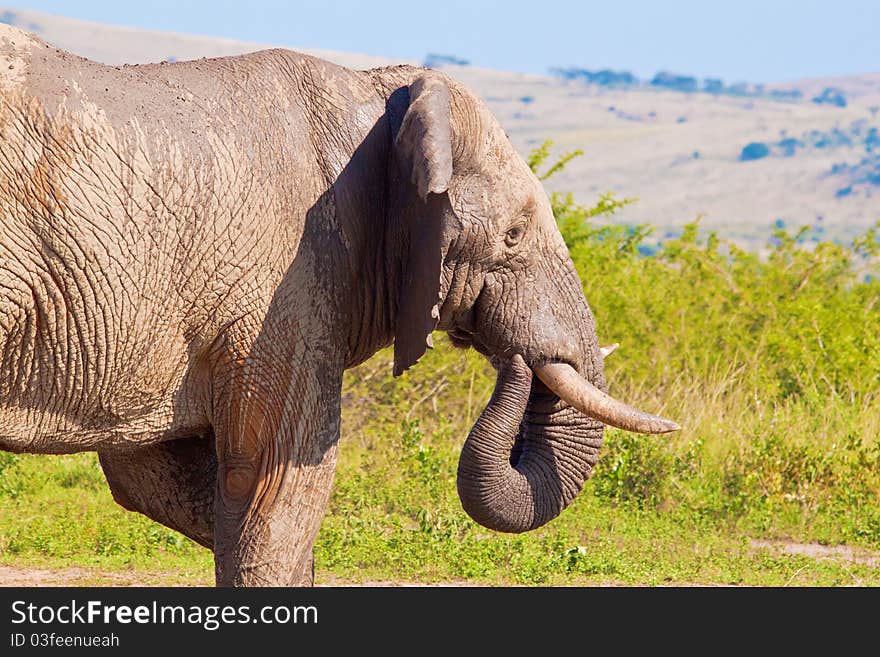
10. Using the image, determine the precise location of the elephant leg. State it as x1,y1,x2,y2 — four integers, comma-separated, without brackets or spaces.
98,434,217,549
211,350,341,587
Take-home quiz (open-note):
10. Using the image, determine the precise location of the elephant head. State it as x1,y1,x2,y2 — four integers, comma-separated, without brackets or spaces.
386,72,679,533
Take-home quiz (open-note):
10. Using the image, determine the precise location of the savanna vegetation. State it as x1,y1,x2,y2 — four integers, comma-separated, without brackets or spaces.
1,142,878,586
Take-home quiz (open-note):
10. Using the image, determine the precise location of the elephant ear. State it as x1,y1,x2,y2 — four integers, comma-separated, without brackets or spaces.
391,75,454,377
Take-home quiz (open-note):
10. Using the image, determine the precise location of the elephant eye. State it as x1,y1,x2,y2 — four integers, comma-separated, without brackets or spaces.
504,225,525,247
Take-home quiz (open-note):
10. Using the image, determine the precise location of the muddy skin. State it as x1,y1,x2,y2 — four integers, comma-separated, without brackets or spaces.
0,24,677,586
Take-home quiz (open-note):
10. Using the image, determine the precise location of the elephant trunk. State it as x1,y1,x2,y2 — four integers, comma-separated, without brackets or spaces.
456,355,605,533
457,354,679,533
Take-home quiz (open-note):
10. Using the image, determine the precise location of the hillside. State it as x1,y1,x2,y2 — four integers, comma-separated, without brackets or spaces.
1,6,878,249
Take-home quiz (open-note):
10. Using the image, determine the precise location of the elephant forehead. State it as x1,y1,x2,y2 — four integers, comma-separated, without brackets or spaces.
451,165,539,220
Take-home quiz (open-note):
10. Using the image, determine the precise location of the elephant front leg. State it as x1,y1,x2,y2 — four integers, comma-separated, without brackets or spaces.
212,361,341,587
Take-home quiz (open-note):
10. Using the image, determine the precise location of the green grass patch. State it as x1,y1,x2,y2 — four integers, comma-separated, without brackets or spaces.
0,452,212,577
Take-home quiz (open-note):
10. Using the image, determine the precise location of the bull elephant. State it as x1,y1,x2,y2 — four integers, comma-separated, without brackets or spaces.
0,24,678,586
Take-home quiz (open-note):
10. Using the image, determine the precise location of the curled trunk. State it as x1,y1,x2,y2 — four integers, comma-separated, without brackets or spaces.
457,355,604,533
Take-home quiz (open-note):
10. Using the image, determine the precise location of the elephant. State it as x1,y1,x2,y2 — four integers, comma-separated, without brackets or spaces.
0,24,679,586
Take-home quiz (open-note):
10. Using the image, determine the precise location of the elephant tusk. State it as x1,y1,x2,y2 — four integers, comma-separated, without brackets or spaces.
533,361,680,434
600,343,619,359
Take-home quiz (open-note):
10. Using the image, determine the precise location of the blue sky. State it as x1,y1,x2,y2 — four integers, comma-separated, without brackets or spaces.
6,1,879,82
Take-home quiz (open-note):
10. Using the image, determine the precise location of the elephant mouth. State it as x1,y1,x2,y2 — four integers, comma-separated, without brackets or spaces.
448,327,475,350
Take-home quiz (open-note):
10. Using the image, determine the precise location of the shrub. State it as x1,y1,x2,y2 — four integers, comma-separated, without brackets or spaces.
777,137,801,157
740,142,770,161
812,87,847,108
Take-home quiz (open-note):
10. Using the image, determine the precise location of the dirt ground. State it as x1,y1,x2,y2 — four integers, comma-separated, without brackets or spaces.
0,566,479,587
0,565,204,587
747,539,880,567
1,540,878,587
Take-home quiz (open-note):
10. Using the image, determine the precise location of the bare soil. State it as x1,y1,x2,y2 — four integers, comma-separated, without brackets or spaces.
749,539,880,567
0,566,477,587
0,565,193,587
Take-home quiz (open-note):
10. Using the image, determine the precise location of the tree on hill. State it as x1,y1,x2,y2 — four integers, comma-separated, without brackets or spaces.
740,142,770,161
812,87,847,108
651,71,699,92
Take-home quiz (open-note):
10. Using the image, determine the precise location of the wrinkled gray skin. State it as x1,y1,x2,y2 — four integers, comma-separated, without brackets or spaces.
0,25,669,586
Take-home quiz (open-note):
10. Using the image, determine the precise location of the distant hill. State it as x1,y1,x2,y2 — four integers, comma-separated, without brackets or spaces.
0,7,398,69
2,7,878,249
